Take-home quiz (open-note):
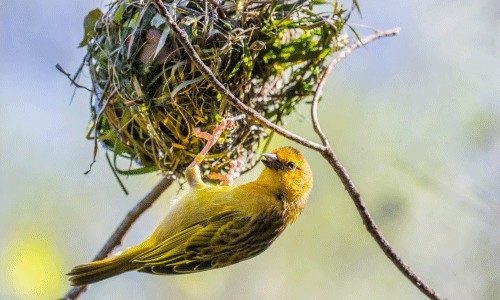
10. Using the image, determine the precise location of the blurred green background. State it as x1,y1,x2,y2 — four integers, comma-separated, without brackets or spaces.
0,1,498,299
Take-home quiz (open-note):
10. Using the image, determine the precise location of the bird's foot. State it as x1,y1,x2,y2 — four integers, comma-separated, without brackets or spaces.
208,159,244,186
187,117,235,169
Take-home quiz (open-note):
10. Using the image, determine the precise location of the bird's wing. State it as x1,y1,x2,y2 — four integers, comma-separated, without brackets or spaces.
133,210,259,274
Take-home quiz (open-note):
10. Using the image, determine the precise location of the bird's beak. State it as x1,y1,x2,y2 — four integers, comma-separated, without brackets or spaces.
261,153,283,170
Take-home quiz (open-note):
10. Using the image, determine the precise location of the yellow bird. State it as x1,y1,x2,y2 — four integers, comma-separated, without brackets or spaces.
68,146,312,286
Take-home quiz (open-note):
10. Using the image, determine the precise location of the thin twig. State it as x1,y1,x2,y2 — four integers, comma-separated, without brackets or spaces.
333,28,401,66
311,28,401,146
56,64,93,93
153,3,444,298
322,149,443,299
310,28,443,300
62,176,175,300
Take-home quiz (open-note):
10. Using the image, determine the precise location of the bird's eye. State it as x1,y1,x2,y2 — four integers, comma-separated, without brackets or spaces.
286,162,296,170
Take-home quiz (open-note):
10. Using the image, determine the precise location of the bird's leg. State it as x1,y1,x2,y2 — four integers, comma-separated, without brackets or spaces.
208,159,244,186
186,118,235,186
187,117,235,169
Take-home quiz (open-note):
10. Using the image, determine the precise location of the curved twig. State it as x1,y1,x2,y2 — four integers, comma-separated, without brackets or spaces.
311,29,401,147
62,176,175,300
154,1,443,299
309,29,445,299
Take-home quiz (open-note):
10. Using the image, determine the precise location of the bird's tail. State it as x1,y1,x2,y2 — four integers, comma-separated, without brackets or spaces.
67,248,140,286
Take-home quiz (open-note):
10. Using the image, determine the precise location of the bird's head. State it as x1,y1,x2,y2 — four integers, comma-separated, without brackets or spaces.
258,146,313,218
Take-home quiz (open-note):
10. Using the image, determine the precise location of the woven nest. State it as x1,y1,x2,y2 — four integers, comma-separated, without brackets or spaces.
80,0,353,180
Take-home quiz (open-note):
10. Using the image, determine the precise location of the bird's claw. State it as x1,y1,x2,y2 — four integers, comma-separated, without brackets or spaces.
187,117,235,169
208,159,244,186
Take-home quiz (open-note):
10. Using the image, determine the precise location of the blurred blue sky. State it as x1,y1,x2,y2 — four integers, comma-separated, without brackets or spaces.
0,0,498,299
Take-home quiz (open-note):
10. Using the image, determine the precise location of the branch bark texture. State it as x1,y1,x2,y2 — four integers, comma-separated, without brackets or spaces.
311,28,443,300
63,176,174,300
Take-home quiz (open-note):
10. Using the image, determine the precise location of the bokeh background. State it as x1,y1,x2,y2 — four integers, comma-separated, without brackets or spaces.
0,0,498,299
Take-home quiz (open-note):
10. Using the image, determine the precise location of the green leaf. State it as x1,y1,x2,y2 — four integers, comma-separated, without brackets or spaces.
352,0,362,16
227,58,243,80
125,12,139,28
113,4,125,24
79,9,102,48
150,13,166,28
171,76,204,97
153,27,170,60
347,24,362,44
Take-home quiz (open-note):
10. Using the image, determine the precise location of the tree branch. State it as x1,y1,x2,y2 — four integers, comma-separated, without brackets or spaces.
62,176,175,300
322,149,443,299
308,28,443,300
311,28,401,147
154,2,444,298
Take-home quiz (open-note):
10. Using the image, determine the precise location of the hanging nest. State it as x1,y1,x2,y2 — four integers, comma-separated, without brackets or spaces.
79,0,354,180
